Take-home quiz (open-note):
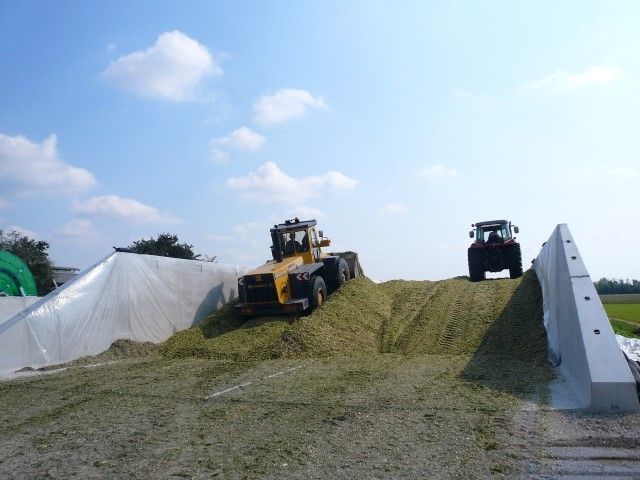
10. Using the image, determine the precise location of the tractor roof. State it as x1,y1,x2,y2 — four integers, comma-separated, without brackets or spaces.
271,218,317,233
474,220,508,227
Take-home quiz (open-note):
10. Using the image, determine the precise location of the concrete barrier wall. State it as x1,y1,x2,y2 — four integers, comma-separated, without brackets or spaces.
535,224,639,413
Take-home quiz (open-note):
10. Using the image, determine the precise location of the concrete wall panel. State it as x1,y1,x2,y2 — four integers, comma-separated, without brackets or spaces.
535,224,639,413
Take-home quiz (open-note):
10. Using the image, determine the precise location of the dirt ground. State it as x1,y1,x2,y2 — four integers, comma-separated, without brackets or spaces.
2,272,640,479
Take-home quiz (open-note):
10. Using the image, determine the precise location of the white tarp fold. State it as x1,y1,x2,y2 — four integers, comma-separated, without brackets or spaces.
0,252,243,375
617,334,640,362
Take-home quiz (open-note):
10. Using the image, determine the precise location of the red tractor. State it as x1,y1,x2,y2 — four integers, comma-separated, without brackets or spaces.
467,220,522,282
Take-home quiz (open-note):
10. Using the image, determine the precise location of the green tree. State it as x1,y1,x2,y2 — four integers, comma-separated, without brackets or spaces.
127,233,200,260
0,229,54,295
594,277,640,294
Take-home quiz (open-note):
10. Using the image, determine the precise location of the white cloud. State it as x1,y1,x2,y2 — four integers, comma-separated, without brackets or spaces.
419,164,457,179
73,195,180,224
287,206,326,219
211,127,266,163
101,30,218,101
605,166,639,180
523,65,622,93
5,225,38,239
379,203,409,215
0,133,96,197
0,198,11,208
214,127,265,151
55,218,95,238
322,170,359,189
253,88,327,126
226,162,358,204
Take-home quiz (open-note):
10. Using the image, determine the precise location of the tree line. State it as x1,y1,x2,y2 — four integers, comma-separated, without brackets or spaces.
1,230,201,296
593,278,640,295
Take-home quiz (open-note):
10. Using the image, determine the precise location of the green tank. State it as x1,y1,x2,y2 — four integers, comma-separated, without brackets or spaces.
0,250,38,296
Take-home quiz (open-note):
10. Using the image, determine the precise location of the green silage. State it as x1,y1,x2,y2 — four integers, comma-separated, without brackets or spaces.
161,271,547,365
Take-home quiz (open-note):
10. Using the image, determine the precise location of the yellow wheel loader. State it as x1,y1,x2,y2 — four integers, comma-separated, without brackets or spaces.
235,218,361,316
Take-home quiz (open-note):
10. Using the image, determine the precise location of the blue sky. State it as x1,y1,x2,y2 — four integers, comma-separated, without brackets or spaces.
1,1,639,281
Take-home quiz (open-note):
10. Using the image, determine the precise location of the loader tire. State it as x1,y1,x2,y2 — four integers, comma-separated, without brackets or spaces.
307,276,327,313
468,249,485,282
327,258,350,292
509,244,523,279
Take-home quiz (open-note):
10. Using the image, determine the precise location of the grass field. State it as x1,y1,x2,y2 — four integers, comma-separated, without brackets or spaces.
603,303,640,323
602,303,640,339
600,294,640,304
610,318,640,339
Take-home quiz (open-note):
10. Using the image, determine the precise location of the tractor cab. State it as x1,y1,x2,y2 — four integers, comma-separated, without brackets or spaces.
469,220,519,244
270,218,330,265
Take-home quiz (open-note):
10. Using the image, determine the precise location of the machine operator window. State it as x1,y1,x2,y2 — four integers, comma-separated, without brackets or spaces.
295,230,310,252
501,224,509,239
282,230,310,255
486,228,504,243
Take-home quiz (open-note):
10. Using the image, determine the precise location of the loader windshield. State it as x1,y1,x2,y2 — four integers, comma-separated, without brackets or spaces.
278,229,310,256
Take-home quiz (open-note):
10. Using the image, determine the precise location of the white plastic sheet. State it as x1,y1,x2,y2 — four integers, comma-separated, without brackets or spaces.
0,252,243,375
617,334,640,362
0,297,39,323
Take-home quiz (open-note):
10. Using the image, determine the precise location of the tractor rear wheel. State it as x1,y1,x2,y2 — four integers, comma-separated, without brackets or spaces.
327,258,350,292
468,249,485,282
509,244,523,279
307,276,327,313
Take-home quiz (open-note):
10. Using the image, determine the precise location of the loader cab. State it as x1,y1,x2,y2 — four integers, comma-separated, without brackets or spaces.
270,218,327,265
470,220,519,244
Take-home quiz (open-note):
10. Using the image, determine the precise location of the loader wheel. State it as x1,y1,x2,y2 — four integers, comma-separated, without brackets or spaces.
307,276,327,312
468,249,485,282
509,244,523,279
328,258,350,292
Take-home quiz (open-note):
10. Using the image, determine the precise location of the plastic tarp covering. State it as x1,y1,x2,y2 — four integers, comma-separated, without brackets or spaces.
0,252,243,375
617,335,640,362
0,297,39,323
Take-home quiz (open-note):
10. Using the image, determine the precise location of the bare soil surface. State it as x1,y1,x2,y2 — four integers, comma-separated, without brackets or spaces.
2,271,639,479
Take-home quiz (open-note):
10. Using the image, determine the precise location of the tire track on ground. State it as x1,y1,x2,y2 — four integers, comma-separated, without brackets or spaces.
378,281,440,353
435,282,479,354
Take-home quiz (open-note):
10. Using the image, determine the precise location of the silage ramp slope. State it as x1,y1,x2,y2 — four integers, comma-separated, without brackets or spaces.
378,275,540,357
377,271,554,401
458,271,554,400
161,273,548,364
161,277,391,361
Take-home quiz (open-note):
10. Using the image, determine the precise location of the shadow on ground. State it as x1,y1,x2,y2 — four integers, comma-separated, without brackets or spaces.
459,270,554,402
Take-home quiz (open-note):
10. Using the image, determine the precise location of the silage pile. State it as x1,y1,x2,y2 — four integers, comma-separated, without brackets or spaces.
160,277,390,361
161,270,548,365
